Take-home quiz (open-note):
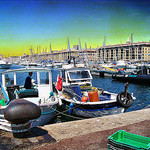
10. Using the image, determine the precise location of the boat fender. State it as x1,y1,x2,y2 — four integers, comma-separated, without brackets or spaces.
81,96,89,102
58,96,62,106
53,82,58,93
4,99,41,124
69,103,74,114
56,74,62,91
117,92,133,108
14,89,20,99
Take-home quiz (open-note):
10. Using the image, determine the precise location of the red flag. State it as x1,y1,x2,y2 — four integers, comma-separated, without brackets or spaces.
56,74,62,91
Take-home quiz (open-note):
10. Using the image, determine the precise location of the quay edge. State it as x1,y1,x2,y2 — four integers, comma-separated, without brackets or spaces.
0,108,150,150
36,108,150,150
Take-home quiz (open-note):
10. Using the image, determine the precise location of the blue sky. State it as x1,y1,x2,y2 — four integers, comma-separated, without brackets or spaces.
0,0,150,56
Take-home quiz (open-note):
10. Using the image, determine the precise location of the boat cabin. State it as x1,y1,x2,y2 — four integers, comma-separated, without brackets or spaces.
59,64,93,86
1,68,53,103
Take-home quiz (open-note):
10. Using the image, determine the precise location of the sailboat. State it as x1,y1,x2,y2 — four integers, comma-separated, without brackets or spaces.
46,43,54,68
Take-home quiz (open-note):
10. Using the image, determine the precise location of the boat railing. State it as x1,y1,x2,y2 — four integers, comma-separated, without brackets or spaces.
0,84,10,105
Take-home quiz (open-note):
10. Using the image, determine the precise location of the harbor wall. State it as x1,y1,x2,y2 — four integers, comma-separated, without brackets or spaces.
35,108,150,150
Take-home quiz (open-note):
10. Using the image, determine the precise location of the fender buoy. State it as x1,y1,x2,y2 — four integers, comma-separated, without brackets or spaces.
117,92,133,108
81,96,89,102
56,75,62,91
69,103,74,114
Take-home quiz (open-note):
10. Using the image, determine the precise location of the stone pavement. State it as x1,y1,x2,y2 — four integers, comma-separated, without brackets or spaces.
36,108,150,149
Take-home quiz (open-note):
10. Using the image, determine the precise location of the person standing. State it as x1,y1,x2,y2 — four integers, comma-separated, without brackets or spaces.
24,72,33,89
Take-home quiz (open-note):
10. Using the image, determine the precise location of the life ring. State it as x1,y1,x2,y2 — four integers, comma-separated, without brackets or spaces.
117,92,133,108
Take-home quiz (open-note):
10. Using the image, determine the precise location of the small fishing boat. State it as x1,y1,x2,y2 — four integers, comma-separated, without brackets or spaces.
0,67,58,133
54,63,135,118
112,66,150,84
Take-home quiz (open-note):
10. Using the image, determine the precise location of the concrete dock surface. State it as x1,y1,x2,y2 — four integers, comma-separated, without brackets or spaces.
0,108,150,149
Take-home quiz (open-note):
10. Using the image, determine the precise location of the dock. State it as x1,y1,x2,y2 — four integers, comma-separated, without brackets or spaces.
0,108,150,149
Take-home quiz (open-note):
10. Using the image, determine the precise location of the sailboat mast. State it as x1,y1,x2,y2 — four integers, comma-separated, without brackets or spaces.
102,36,106,62
85,42,89,66
103,36,106,47
131,33,133,43
67,36,71,62
50,42,53,63
79,38,84,63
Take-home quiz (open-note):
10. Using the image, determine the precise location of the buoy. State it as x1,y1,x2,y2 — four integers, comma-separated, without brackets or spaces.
69,103,74,114
81,96,89,102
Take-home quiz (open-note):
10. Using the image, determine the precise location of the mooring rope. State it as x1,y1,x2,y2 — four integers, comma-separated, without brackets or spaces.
49,98,85,120
53,108,84,120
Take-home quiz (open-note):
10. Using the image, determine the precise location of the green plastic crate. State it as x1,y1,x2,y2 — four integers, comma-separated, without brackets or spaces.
0,99,6,106
108,130,150,150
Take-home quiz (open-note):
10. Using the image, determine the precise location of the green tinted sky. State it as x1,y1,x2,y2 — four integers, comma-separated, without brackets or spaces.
0,0,150,57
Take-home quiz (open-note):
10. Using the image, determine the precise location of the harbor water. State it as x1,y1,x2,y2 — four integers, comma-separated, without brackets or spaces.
0,64,150,123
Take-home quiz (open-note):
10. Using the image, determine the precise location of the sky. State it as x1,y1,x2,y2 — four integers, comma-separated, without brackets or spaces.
0,0,150,57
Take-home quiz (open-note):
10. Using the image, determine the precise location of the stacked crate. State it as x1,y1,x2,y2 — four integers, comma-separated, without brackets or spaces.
108,130,150,150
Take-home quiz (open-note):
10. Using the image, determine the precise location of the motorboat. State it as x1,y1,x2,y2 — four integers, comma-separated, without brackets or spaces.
53,62,63,68
112,66,150,84
54,63,135,118
0,60,12,69
0,67,58,133
113,60,126,69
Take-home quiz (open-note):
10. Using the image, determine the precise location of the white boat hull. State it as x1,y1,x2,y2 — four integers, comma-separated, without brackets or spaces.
72,106,125,118
0,104,57,132
31,104,57,127
60,97,126,118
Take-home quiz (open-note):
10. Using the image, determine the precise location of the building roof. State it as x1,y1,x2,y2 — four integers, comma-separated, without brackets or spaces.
99,42,150,49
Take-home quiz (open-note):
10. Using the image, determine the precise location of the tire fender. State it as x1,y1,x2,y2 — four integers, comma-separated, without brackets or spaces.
117,92,133,108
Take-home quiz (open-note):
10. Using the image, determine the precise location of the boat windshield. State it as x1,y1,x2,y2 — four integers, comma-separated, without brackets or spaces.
2,71,50,87
68,70,91,81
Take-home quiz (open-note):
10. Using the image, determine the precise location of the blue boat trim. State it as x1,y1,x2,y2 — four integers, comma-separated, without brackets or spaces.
41,109,56,115
129,75,137,77
74,106,121,111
